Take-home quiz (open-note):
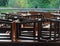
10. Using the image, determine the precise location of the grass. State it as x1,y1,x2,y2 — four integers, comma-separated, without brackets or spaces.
0,9,19,13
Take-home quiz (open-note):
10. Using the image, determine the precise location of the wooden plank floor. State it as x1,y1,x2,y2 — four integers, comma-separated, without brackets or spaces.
0,37,60,46
0,42,60,46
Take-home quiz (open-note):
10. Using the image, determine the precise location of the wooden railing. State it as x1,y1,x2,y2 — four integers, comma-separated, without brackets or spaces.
0,12,60,43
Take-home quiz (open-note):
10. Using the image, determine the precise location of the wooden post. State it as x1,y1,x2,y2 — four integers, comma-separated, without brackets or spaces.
12,22,16,42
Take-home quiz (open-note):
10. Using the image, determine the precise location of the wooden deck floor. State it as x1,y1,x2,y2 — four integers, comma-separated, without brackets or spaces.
0,40,60,46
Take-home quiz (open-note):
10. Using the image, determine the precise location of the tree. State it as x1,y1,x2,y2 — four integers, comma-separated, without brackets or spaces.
0,0,8,6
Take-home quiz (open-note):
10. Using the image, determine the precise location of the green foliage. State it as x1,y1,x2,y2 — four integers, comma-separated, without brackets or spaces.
0,0,59,8
0,0,8,6
0,0,60,13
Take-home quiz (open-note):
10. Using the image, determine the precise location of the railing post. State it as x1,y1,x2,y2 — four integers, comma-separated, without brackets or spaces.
12,22,16,42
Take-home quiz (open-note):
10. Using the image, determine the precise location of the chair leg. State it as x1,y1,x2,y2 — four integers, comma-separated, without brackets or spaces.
38,22,42,41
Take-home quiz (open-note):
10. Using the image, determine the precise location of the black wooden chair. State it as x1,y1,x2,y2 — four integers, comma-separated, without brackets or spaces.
16,20,36,41
38,18,60,42
0,19,12,42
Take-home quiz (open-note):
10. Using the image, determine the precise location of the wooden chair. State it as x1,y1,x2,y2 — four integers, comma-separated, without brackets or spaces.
0,19,12,42
38,18,60,42
16,19,37,42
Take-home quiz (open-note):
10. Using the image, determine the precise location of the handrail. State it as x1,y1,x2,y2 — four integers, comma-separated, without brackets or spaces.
0,8,60,12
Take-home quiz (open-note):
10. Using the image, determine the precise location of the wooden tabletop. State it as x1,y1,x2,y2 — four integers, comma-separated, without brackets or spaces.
51,13,60,17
